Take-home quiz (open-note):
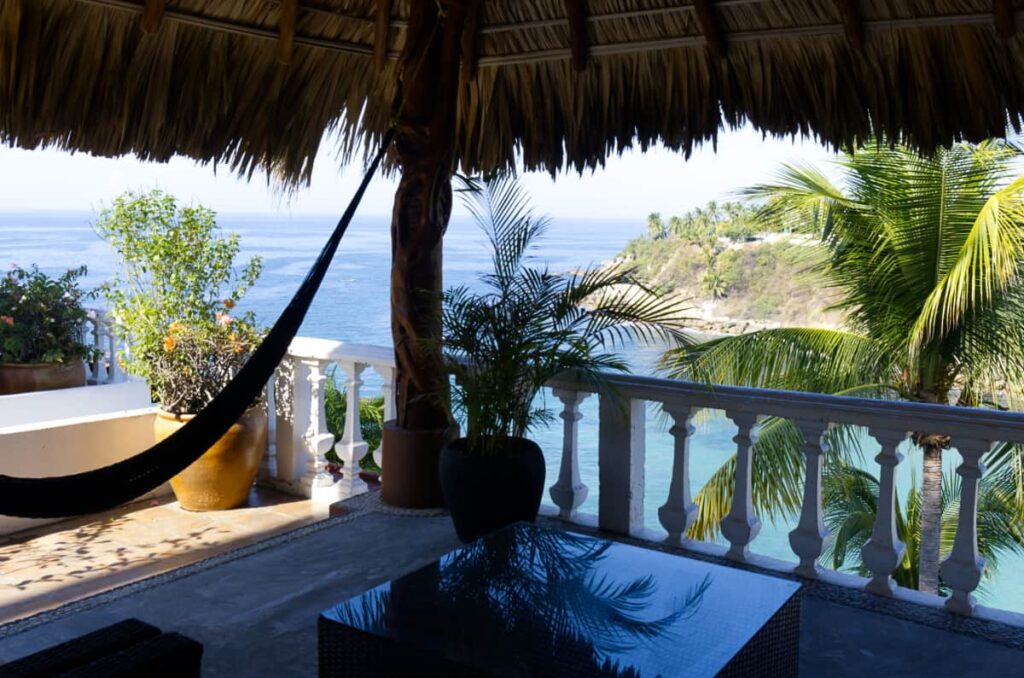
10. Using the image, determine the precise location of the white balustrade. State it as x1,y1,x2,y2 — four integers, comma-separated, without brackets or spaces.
539,371,1024,620
300,358,338,504
597,395,646,535
720,410,762,561
789,419,831,578
83,308,124,385
334,359,369,495
266,337,396,503
941,436,993,615
658,404,697,545
861,428,908,596
549,388,590,519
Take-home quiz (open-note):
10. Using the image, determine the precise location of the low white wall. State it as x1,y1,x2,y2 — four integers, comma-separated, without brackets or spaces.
0,407,169,536
0,381,153,428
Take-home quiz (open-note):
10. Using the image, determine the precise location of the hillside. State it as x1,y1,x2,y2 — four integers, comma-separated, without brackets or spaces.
615,202,842,334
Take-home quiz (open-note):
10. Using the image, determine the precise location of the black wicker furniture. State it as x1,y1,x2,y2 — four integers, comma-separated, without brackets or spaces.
0,618,202,677
319,523,801,677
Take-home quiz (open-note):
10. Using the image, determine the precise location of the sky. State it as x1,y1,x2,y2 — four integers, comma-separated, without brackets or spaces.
0,124,838,222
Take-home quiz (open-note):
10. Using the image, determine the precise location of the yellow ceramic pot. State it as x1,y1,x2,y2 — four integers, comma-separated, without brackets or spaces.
154,406,267,511
0,361,86,396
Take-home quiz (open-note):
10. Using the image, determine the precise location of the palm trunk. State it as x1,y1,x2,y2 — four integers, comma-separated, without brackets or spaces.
389,1,468,430
918,442,943,594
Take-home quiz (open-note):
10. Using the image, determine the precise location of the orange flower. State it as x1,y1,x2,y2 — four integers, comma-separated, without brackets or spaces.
0,315,13,326
223,299,236,309
163,335,176,352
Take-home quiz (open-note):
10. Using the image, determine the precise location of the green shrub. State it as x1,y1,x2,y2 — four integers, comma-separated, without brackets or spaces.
96,189,265,414
0,265,98,364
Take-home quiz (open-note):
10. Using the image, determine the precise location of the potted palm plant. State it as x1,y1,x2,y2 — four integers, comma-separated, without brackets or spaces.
438,177,690,542
97,190,266,511
0,265,98,395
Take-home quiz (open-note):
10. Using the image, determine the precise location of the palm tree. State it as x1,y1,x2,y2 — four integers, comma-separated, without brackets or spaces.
823,463,1024,591
663,141,1024,594
646,212,667,240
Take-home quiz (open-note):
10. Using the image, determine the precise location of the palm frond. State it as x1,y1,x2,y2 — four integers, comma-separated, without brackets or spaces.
663,327,894,394
910,175,1024,353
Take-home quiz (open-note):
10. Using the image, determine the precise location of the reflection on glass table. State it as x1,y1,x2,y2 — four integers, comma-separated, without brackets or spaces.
321,523,801,677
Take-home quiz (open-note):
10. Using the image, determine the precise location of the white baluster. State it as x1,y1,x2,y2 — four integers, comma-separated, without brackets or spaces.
598,395,646,535
81,315,96,384
95,316,108,384
720,411,761,561
259,373,279,481
105,316,121,383
658,404,697,545
334,360,369,498
789,419,831,578
861,428,908,596
373,364,396,470
549,388,590,520
301,359,338,503
941,437,992,615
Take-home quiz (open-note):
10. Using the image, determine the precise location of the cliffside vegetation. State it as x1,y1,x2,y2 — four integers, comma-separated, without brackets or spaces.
616,201,838,329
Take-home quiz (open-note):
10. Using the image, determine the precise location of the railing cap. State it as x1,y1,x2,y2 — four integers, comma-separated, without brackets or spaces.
287,336,394,367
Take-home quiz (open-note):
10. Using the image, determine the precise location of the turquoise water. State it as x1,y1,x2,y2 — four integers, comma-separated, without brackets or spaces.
3,211,1022,613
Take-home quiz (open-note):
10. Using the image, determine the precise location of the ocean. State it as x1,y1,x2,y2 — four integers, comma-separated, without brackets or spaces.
4,210,1023,613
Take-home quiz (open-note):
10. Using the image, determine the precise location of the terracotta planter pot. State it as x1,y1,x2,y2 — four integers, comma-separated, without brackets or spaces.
154,406,267,511
380,421,451,509
0,361,86,396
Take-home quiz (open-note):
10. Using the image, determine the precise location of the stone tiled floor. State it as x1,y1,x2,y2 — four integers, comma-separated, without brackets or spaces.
2,501,1022,677
0,488,318,624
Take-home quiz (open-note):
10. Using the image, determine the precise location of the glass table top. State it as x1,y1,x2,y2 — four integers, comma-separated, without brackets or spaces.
322,523,800,677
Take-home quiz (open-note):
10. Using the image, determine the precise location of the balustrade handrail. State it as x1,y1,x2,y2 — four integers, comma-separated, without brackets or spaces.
287,336,393,368
548,372,1024,443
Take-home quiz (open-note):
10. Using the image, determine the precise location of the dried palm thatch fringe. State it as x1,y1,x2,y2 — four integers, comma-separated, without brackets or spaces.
0,0,1023,184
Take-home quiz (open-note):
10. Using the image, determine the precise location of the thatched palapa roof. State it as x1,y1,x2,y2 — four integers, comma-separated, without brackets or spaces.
1,0,1023,182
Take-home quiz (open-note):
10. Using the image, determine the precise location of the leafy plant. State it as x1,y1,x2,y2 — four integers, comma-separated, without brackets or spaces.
663,140,1024,593
441,176,691,456
823,462,1024,592
96,190,265,414
0,264,98,364
324,370,385,471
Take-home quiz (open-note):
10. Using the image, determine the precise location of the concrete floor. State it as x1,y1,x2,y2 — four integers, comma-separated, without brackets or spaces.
0,488,319,624
0,496,1022,676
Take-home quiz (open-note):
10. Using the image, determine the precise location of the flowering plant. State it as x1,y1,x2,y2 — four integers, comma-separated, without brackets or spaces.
96,190,265,414
0,264,99,364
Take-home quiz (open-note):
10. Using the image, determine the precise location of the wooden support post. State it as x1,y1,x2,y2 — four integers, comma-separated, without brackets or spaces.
693,0,726,62
139,0,165,34
461,0,481,82
835,0,865,49
390,1,468,433
277,0,298,64
995,0,1016,41
565,0,589,72
374,0,392,71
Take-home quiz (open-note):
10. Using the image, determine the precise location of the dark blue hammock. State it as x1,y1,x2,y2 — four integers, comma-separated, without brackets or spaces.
0,130,394,519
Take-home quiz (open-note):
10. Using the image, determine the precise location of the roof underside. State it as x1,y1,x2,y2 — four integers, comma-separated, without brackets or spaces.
1,0,1023,183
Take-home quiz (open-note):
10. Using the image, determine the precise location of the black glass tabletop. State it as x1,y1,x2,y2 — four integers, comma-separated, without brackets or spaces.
320,523,801,677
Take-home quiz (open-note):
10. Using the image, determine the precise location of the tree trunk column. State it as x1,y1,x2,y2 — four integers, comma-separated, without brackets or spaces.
390,0,467,431
918,442,944,594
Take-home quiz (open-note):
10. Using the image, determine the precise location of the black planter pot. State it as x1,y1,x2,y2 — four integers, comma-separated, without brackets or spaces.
439,437,546,543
